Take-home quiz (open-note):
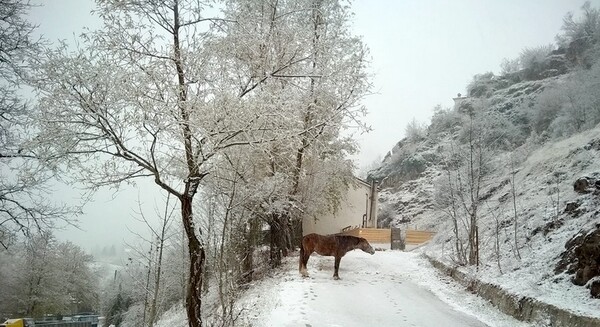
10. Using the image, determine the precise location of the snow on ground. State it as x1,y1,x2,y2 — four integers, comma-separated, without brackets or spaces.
154,303,187,327
237,250,533,327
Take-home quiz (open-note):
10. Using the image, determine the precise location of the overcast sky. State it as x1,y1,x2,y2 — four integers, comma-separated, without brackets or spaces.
350,0,599,167
27,0,598,250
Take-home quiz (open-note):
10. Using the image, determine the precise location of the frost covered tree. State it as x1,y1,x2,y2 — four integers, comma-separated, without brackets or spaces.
33,1,285,325
0,0,76,249
0,235,53,316
518,44,553,80
55,240,99,312
528,61,600,139
121,195,180,327
216,0,370,266
33,0,369,326
198,166,253,325
435,101,506,265
557,1,600,67
0,232,98,316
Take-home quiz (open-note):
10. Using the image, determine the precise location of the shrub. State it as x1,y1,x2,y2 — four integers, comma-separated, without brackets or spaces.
519,44,554,80
456,105,524,150
405,118,426,142
467,72,497,98
529,62,600,139
529,86,565,134
377,203,396,228
395,153,427,181
429,105,463,138
500,57,521,76
557,1,600,67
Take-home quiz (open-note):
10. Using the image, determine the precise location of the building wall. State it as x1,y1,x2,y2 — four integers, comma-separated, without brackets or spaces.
302,178,378,235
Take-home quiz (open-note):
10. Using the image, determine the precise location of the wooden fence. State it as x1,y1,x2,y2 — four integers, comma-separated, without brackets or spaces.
405,229,436,245
340,228,435,246
342,228,391,244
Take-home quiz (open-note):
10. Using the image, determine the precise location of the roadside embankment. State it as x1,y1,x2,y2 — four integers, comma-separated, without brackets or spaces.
425,255,600,327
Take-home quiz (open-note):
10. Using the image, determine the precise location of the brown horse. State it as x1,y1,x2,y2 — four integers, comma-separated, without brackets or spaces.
299,233,375,279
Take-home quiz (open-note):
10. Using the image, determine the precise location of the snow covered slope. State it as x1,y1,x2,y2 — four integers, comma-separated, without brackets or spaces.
375,124,600,319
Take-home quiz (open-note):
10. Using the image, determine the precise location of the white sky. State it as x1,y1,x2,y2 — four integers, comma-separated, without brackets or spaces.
350,0,599,167
26,0,599,249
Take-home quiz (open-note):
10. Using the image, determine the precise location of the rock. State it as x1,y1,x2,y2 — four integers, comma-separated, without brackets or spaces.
564,201,580,214
583,138,600,150
542,54,568,75
558,226,600,294
573,177,589,193
532,219,564,236
590,279,600,298
574,265,598,286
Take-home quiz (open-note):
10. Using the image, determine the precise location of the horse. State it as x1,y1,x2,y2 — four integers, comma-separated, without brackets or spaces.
299,233,375,280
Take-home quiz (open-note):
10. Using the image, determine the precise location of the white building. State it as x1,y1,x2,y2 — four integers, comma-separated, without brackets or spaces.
302,178,378,235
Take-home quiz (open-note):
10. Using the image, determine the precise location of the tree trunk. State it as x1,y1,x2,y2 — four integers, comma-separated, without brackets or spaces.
269,214,291,267
142,244,153,326
241,218,258,284
468,210,478,265
181,195,205,327
269,217,282,267
510,163,521,260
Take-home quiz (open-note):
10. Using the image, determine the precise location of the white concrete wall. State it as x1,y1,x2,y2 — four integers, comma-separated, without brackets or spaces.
302,179,377,235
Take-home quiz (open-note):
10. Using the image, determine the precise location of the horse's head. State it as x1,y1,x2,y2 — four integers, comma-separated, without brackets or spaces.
358,237,375,255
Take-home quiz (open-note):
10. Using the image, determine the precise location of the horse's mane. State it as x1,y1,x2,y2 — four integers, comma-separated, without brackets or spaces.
333,234,362,247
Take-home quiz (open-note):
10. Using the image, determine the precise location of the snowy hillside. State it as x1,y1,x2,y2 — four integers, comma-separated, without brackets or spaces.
370,69,600,321
423,126,600,317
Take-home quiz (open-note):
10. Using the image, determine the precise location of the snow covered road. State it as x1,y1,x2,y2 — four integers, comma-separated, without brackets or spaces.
240,250,533,327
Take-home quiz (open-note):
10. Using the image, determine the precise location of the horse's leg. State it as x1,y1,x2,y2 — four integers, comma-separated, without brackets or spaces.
333,256,341,280
300,246,310,277
299,245,305,275
302,252,311,277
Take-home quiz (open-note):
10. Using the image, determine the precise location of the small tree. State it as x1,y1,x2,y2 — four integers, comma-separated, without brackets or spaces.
405,118,426,142
508,152,522,260
123,194,178,327
55,241,99,312
436,101,500,266
435,154,467,265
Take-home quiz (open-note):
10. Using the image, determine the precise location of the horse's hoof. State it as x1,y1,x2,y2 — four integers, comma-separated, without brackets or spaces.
333,276,340,280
